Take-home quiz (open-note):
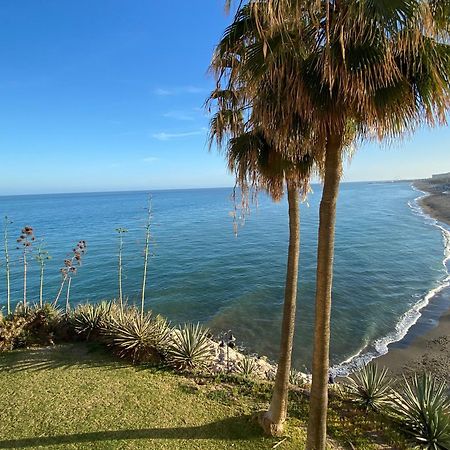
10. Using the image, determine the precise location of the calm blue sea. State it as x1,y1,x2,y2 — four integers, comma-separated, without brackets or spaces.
0,182,448,373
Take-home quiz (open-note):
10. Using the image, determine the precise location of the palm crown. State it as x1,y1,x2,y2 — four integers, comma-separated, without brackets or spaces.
214,1,450,151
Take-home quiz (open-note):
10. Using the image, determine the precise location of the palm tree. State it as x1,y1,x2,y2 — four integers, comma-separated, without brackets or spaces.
215,1,450,448
208,84,315,434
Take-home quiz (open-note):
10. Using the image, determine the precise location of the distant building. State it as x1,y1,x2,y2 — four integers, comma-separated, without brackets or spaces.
431,172,450,181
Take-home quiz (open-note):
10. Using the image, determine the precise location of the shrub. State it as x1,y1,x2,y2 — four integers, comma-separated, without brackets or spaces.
167,323,213,371
236,355,258,378
0,303,63,350
343,363,393,412
0,315,27,351
103,308,171,364
22,303,62,346
392,373,450,449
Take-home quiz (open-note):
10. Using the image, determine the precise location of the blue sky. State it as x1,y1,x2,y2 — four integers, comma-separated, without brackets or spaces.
0,1,449,195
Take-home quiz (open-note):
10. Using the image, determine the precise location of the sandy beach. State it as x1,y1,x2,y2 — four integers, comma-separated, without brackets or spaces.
377,307,450,384
376,177,450,384
414,178,450,226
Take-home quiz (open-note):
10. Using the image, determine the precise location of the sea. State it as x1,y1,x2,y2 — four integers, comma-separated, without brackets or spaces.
0,182,449,375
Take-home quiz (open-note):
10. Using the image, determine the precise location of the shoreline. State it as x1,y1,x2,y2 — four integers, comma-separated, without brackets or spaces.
413,179,450,227
374,179,450,384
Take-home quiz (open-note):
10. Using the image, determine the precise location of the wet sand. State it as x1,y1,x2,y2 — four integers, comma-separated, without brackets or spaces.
375,178,449,383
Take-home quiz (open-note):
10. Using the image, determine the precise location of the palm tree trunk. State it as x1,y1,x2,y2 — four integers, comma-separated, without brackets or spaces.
259,180,300,436
306,134,342,450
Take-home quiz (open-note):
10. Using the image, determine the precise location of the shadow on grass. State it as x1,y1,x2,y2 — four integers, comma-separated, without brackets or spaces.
0,343,128,373
0,417,262,448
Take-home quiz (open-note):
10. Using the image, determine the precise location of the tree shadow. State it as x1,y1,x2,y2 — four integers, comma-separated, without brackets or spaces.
0,416,263,449
0,343,128,373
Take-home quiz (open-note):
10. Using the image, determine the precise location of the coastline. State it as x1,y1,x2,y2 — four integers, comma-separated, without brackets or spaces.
375,178,450,384
413,179,450,227
376,306,450,384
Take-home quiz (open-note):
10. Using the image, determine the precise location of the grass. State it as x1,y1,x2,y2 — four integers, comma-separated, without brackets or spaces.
0,343,410,450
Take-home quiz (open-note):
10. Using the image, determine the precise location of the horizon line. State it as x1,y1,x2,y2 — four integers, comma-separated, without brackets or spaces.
0,178,421,198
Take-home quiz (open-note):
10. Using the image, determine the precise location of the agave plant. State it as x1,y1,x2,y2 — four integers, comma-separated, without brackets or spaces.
167,323,213,371
236,355,258,378
104,309,171,364
343,363,393,412
14,302,32,318
392,373,450,450
72,301,112,341
289,369,306,387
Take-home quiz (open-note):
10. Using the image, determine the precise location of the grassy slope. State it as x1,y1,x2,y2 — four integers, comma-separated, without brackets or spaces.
0,344,408,450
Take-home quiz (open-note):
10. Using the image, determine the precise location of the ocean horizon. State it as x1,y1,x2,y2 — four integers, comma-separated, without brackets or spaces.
0,181,448,374
0,179,416,198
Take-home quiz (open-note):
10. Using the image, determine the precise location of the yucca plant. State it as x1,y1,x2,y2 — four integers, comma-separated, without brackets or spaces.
236,355,258,378
14,302,32,319
391,373,450,449
167,323,213,371
72,301,112,341
104,309,170,364
30,302,62,324
343,363,393,412
289,369,306,387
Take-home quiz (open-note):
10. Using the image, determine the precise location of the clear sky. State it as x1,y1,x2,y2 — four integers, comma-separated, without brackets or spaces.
0,1,449,195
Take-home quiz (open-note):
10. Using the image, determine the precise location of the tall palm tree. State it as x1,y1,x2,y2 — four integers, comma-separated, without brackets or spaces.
228,132,315,435
215,1,450,448
208,82,316,435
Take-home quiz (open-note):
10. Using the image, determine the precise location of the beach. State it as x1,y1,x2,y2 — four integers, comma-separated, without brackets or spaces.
414,178,450,226
376,178,450,384
377,307,450,384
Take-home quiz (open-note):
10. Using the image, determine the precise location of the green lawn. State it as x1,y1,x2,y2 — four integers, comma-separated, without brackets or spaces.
0,344,408,450
0,344,307,450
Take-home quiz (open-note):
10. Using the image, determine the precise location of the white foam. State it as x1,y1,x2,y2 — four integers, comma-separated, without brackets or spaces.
332,185,450,377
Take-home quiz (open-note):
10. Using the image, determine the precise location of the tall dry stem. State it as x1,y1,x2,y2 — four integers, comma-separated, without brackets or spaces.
141,196,152,319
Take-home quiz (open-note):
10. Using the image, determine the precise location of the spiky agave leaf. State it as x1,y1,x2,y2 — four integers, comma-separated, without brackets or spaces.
343,363,394,412
236,355,258,378
14,302,32,319
104,309,171,364
392,373,450,449
31,302,63,321
167,323,213,371
72,301,113,340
